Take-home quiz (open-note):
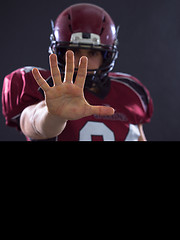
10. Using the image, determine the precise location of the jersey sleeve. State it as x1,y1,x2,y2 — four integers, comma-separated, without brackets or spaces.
141,84,153,124
2,67,50,130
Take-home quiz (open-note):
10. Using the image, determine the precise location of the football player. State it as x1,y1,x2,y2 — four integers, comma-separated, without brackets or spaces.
2,3,153,141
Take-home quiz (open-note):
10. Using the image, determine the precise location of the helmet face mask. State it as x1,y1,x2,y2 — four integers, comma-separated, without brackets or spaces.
50,40,118,71
48,3,119,95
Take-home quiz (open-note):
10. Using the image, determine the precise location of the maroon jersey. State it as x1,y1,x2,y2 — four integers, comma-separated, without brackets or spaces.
2,67,153,141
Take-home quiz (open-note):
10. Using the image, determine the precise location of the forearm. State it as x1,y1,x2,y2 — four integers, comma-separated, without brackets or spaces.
20,101,67,139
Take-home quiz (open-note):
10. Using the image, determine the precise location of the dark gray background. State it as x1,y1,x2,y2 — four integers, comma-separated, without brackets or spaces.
0,0,180,141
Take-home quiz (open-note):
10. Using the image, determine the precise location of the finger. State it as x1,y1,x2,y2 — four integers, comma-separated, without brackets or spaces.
32,68,50,92
90,106,115,116
75,56,88,88
49,54,62,86
64,50,74,83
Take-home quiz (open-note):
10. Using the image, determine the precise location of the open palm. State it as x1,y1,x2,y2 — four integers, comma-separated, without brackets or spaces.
32,50,114,121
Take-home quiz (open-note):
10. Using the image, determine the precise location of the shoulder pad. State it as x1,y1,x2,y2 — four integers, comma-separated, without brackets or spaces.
109,72,150,112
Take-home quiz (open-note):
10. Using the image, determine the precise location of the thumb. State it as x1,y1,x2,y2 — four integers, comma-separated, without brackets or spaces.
91,106,115,116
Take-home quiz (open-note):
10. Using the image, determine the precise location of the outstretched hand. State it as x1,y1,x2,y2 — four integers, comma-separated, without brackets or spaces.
32,50,114,121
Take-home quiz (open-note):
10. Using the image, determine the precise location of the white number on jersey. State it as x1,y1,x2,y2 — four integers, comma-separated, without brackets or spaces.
79,121,115,141
79,121,140,141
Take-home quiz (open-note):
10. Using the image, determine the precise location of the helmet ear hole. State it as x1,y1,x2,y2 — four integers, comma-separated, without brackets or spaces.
69,24,73,33
100,27,104,36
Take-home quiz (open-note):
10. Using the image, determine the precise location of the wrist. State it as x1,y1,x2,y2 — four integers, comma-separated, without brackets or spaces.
46,107,68,123
32,103,67,139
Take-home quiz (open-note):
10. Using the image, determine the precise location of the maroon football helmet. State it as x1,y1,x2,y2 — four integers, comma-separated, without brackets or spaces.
49,3,119,95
